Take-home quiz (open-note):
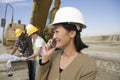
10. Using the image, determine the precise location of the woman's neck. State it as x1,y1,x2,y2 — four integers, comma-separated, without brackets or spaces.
63,44,78,57
62,39,78,56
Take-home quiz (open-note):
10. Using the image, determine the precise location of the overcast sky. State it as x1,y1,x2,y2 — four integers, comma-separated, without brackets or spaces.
0,0,120,40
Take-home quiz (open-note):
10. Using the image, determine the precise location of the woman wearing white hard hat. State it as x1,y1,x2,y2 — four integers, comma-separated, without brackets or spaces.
36,7,96,80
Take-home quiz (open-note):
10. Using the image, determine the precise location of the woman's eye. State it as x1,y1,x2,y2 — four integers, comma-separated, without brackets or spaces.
54,31,59,34
56,31,59,33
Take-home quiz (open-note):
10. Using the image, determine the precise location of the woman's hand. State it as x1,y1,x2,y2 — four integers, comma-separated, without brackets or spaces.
42,39,56,63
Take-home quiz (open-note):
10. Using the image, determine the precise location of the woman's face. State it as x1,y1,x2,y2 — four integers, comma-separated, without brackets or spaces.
53,24,75,48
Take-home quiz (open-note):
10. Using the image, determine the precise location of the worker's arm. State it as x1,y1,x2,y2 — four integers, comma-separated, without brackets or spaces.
25,47,41,60
11,46,18,55
11,39,19,55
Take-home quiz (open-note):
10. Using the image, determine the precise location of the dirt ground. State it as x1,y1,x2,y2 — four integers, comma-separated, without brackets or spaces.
82,41,120,80
0,39,120,80
0,43,19,56
0,43,29,80
83,41,120,56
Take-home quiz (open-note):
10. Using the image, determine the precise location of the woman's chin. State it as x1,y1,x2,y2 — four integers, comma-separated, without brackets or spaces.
55,45,61,49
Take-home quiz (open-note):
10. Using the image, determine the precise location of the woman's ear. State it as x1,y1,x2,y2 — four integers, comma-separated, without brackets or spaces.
70,30,76,38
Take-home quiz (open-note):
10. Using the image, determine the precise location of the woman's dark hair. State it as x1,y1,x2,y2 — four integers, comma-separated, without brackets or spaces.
54,23,88,52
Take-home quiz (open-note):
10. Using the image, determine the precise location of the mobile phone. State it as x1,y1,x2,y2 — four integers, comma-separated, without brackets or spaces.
50,39,56,48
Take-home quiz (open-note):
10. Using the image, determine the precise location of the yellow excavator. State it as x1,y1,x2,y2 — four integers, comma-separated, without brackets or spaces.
0,1,61,79
2,0,61,46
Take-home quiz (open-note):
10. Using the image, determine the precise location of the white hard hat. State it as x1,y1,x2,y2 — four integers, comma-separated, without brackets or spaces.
48,7,86,29
26,24,33,30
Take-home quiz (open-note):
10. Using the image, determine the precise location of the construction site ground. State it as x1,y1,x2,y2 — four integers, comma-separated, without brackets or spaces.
0,35,120,80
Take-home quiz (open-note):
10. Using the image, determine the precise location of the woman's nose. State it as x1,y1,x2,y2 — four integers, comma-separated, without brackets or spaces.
53,33,57,39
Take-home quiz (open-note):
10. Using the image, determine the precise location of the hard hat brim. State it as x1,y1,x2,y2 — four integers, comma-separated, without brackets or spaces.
16,32,22,37
48,22,86,29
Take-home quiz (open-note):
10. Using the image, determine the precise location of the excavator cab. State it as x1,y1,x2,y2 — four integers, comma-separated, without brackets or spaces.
3,22,25,46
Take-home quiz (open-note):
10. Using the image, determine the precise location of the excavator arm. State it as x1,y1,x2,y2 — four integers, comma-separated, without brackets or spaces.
29,0,61,40
30,0,53,33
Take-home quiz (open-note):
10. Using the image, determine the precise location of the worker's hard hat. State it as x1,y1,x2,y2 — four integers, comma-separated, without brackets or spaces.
26,24,33,30
27,24,38,36
48,7,86,28
15,28,23,37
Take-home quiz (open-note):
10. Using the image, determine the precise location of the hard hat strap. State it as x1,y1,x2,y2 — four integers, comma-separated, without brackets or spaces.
75,24,82,32
67,22,82,32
